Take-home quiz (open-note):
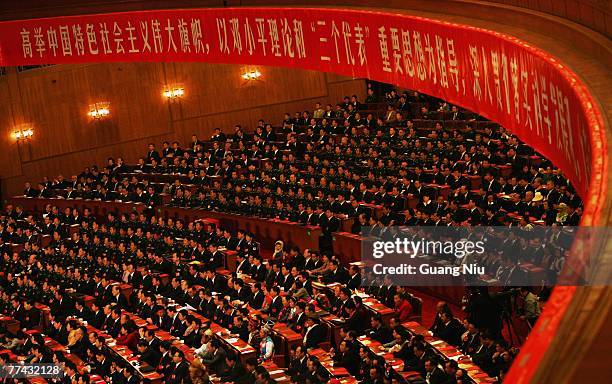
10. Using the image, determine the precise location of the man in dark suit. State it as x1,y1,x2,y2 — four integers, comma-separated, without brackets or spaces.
288,345,309,378
109,285,129,309
137,340,161,367
157,341,174,378
146,143,161,163
200,339,227,375
249,283,265,310
344,301,368,335
235,358,257,384
220,354,246,382
424,358,451,384
346,266,361,290
266,286,284,320
23,182,39,197
249,257,267,282
122,368,139,384
166,349,190,384
322,259,349,284
234,279,252,304
20,301,41,329
433,311,465,347
93,349,112,378
90,301,106,329
303,316,325,350
368,314,393,344
332,340,360,376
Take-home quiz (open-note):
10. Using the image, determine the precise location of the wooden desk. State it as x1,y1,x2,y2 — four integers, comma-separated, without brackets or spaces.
271,322,303,357
355,334,405,372
9,197,326,253
333,232,363,264
209,322,257,364
68,316,164,383
308,348,352,379
358,294,395,326
9,197,145,223
402,321,496,383
0,316,21,335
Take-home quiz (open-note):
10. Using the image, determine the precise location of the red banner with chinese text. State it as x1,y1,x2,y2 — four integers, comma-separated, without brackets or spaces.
0,7,604,206
0,8,608,384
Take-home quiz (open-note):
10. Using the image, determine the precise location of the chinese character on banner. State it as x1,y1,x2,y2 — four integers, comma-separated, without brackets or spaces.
73,24,85,56
255,18,267,55
244,18,256,55
341,22,355,65
412,31,426,80
268,19,281,57
539,76,552,145
47,27,58,57
330,21,341,64
377,26,391,73
34,27,45,58
446,38,459,92
423,33,437,84
152,19,163,53
113,22,125,54
125,21,139,53
469,45,482,101
190,19,207,54
435,35,448,88
230,18,243,54
165,19,178,53
501,53,511,113
280,18,294,58
59,25,72,56
20,28,32,58
293,19,306,59
400,29,414,77
99,22,112,54
86,24,99,54
510,56,520,123
315,20,330,62
551,84,571,155
492,50,504,110
481,47,493,104
140,21,151,53
521,66,533,130
389,28,402,74
216,18,230,54
354,23,367,66
177,19,191,53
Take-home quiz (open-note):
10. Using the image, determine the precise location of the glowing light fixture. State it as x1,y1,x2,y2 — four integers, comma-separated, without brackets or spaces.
241,70,262,80
163,87,185,100
13,127,34,141
88,102,110,119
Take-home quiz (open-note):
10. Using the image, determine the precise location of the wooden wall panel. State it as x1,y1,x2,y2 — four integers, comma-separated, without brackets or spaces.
168,64,329,119
14,62,172,163
0,75,23,179
0,63,365,198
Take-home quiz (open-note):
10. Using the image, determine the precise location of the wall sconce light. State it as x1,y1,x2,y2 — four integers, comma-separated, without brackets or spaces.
88,102,110,119
241,70,261,80
163,87,185,100
13,127,34,141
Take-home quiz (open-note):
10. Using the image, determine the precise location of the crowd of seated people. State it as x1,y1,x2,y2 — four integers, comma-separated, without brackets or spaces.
0,199,536,383
13,88,582,283
18,88,582,246
2,87,565,383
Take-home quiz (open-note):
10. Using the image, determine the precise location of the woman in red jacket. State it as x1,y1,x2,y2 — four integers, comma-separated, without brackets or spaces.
116,321,139,351
393,293,413,323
